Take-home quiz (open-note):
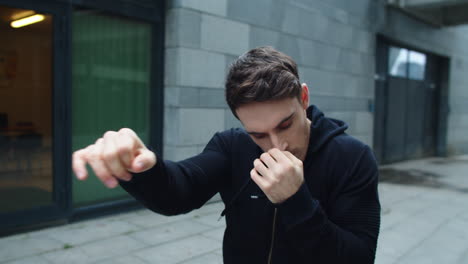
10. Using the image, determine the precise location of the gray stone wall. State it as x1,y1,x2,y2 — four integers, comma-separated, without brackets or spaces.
163,0,380,160
163,0,468,160
377,5,468,155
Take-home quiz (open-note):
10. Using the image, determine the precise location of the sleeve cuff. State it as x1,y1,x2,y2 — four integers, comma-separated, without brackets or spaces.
278,183,319,230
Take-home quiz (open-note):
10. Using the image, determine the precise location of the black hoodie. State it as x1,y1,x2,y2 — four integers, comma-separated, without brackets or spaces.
120,105,381,264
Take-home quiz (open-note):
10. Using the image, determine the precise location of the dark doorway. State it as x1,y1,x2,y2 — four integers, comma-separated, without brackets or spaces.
374,38,448,164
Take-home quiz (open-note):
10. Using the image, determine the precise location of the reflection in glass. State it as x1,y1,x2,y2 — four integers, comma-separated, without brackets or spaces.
388,47,408,78
408,51,426,80
0,6,53,213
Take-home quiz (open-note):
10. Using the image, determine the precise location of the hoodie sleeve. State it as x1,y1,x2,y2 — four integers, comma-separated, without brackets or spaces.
278,145,380,263
119,131,231,216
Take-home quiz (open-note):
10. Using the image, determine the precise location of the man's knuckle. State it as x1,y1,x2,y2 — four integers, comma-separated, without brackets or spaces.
103,131,117,138
102,151,116,161
117,145,131,155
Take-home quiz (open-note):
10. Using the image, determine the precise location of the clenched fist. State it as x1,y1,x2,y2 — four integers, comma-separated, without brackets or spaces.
72,128,156,188
251,148,304,204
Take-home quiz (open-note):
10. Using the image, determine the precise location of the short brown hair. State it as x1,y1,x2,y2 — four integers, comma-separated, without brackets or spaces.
225,46,301,118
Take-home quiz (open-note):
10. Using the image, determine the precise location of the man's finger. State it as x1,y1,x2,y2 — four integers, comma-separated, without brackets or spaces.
253,159,270,178
268,148,291,164
103,134,132,181
117,131,136,169
259,152,276,169
282,151,302,166
250,168,269,190
88,140,118,188
72,148,89,180
119,128,146,150
129,148,157,173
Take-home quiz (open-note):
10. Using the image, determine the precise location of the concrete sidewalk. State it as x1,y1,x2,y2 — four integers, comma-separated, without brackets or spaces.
1,156,468,264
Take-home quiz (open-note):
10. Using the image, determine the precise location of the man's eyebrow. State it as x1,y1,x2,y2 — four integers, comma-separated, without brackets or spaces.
246,112,295,135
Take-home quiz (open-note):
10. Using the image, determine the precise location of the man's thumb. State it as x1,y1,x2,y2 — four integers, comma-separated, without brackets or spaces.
129,149,156,173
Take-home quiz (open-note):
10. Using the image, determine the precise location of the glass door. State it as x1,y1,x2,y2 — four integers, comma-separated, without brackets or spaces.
0,5,53,213
0,1,69,234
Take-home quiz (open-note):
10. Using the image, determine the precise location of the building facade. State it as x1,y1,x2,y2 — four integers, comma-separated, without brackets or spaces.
0,0,467,235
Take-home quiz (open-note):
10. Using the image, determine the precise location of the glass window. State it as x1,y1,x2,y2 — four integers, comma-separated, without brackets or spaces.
408,50,426,80
388,46,427,81
72,10,151,207
388,46,408,78
0,6,53,213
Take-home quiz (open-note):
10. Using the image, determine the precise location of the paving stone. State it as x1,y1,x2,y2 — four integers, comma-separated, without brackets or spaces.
41,246,93,264
44,219,138,246
0,235,62,263
134,235,221,264
179,252,223,264
120,209,194,228
198,201,225,215
3,255,50,264
192,212,226,228
79,236,146,261
129,219,212,246
201,227,225,242
94,255,148,264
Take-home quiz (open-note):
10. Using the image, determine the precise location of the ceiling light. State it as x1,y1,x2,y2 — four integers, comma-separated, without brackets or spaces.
11,14,45,28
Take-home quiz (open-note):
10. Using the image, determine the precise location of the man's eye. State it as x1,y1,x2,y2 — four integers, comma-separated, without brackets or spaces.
279,122,292,130
253,134,266,139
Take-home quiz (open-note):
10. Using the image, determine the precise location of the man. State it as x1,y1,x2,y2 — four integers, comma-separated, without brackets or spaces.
73,46,380,263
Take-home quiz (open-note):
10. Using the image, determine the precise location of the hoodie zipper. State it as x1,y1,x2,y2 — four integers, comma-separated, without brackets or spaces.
268,208,278,264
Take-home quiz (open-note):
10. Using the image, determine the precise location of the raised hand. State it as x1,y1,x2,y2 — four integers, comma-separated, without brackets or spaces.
250,148,304,204
72,128,156,188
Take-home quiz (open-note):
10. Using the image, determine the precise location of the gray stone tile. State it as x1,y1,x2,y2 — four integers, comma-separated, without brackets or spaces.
179,252,223,264
354,111,373,135
173,0,227,17
249,26,280,49
297,39,321,68
198,88,227,108
277,35,300,64
0,235,62,263
201,14,249,56
134,235,221,264
178,108,225,145
129,219,213,246
165,8,201,49
165,48,226,89
227,0,284,30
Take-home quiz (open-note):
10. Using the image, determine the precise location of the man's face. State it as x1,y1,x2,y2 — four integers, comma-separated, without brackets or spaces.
236,85,311,161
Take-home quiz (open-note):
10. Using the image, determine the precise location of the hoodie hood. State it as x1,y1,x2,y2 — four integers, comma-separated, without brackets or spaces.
306,105,348,155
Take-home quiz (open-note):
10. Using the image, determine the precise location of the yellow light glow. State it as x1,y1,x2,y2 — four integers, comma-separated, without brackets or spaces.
10,14,45,28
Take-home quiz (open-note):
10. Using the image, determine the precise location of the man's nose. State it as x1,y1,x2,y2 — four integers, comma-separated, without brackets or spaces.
270,134,288,151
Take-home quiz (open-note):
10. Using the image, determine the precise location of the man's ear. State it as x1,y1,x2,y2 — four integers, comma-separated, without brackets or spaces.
301,83,309,109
